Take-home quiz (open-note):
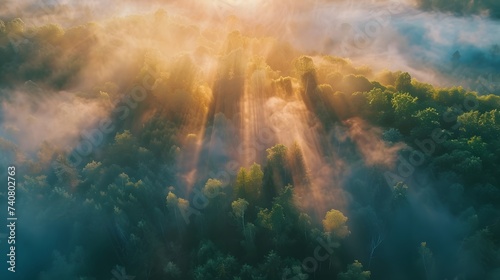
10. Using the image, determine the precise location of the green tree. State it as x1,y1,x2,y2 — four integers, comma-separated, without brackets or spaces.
395,72,412,94
139,116,178,163
263,144,291,203
247,163,264,202
39,248,86,280
235,167,249,198
392,92,419,131
366,88,393,124
383,128,403,143
257,185,298,248
258,204,284,232
104,130,141,169
392,182,409,207
457,110,481,137
203,178,228,217
53,154,81,189
338,260,371,280
7,18,25,34
477,109,500,141
231,198,249,229
392,92,418,117
166,191,193,224
0,20,5,34
467,136,489,158
458,228,499,279
287,142,309,187
163,261,181,280
203,179,224,199
298,213,312,240
418,242,434,280
433,150,482,178
260,251,283,280
273,185,297,218
267,144,288,166
432,87,466,106
411,107,441,139
193,254,239,280
241,222,257,257
338,74,374,95
35,24,64,45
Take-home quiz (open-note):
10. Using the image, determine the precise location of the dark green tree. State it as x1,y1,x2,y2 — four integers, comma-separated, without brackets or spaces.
338,260,371,280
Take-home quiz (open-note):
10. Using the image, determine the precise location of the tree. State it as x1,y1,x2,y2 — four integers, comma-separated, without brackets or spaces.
36,24,65,45
392,92,418,116
323,209,350,238
418,242,434,280
240,222,257,257
395,72,412,94
433,149,482,178
457,110,481,137
392,182,409,207
237,264,258,280
166,191,193,225
235,167,249,198
256,185,299,249
391,92,419,131
338,260,371,280
7,18,25,34
203,178,227,216
273,185,297,218
39,248,86,280
104,130,140,169
287,142,309,187
53,154,81,189
267,144,288,166
458,228,498,279
263,144,291,203
0,20,5,34
338,74,374,95
166,191,178,209
247,163,263,202
260,251,283,279
234,164,263,203
294,56,316,78
203,178,224,199
432,87,466,106
163,261,181,280
366,88,393,124
193,254,239,280
298,213,312,240
471,137,491,162
139,116,178,163
231,198,249,229
411,107,441,139
257,203,286,233
383,128,403,143
196,240,220,264
294,56,321,116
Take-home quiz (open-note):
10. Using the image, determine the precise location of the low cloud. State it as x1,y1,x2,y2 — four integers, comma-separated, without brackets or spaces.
0,88,110,153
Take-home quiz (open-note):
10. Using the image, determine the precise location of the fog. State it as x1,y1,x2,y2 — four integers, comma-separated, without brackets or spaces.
0,1,499,280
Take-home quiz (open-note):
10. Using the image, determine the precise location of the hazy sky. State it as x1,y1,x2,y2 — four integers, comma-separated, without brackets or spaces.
3,0,497,88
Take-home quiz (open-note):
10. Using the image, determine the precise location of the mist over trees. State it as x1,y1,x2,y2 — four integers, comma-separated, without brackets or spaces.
0,7,499,280
415,0,500,19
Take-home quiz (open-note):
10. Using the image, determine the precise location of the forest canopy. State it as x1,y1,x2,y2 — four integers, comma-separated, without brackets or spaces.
0,1,499,280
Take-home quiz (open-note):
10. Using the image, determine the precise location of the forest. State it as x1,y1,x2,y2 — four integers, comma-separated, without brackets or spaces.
0,1,499,279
